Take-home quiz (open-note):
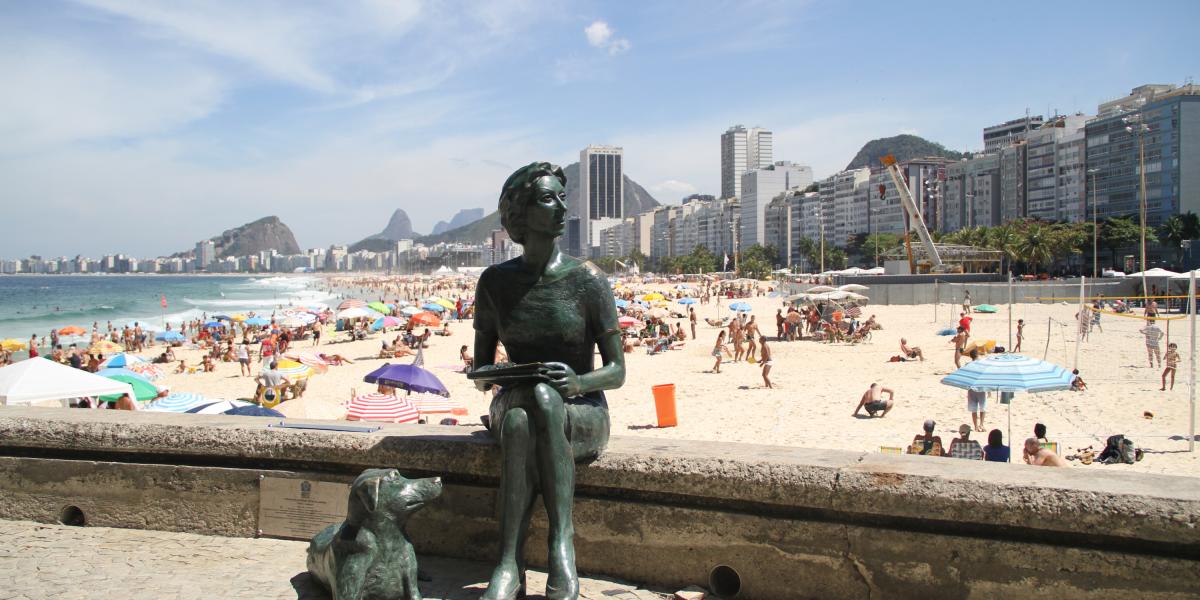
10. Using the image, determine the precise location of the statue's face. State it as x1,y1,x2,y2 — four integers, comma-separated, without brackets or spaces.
524,175,567,239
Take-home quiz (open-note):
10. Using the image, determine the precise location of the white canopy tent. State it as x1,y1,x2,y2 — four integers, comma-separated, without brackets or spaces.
0,357,133,407
1126,268,1180,278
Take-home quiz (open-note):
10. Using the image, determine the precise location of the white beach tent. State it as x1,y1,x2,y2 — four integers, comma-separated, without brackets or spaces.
1126,268,1180,278
0,357,134,407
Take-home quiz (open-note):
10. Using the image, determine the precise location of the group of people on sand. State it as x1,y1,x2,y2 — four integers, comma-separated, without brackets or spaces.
903,419,1066,466
708,313,774,387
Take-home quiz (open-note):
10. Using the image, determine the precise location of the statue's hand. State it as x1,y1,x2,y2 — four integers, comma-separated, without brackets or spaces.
544,362,581,398
471,364,498,392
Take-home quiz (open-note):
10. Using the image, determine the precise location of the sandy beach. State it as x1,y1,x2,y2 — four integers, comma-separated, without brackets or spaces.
132,281,1200,479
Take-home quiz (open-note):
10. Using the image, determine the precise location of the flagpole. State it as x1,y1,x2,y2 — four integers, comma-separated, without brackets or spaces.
1190,270,1196,452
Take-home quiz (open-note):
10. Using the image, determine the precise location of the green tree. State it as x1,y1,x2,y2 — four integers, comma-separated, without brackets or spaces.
1159,213,1200,267
1017,222,1055,273
627,248,647,270
740,244,779,267
1099,216,1142,270
862,233,900,264
592,256,619,273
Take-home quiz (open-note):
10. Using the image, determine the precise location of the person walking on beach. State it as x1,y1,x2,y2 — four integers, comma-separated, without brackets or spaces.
967,389,987,432
962,290,972,314
730,319,744,362
236,343,251,377
1141,322,1164,368
759,335,773,388
689,307,697,340
1162,342,1180,391
711,330,731,373
1013,319,1025,353
312,323,321,347
950,327,967,368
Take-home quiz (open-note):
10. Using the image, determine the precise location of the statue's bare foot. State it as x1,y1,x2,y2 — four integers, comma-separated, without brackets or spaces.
545,539,578,600
481,562,525,600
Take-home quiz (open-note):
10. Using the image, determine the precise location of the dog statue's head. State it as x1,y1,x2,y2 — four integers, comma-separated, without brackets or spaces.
346,468,442,527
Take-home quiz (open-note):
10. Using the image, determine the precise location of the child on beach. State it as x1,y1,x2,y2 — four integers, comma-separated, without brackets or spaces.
1162,343,1180,390
711,330,731,373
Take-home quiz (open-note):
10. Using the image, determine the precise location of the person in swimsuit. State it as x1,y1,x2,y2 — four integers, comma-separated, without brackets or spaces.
1014,319,1024,353
470,162,625,600
711,330,730,373
758,335,773,388
1162,342,1180,390
853,383,894,418
899,338,924,361
950,327,967,368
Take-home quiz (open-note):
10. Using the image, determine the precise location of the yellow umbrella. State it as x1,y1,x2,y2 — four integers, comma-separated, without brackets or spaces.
641,293,665,302
88,340,124,355
0,339,27,351
434,298,455,310
275,359,314,379
230,314,248,322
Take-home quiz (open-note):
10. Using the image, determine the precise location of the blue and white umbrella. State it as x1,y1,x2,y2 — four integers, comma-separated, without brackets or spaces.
940,353,1073,393
421,303,446,313
729,302,753,312
155,331,185,342
614,299,629,308
677,298,697,305
940,353,1073,462
244,316,270,327
101,353,149,369
146,392,209,413
96,367,151,381
186,400,254,414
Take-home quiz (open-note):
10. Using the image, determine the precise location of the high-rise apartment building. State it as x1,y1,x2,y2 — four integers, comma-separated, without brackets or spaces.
983,115,1044,153
941,155,1002,232
739,161,812,247
1025,115,1089,222
194,240,215,270
721,125,773,199
572,145,624,257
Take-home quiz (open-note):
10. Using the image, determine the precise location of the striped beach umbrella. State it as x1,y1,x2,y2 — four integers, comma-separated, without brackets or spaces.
274,360,314,379
127,363,167,381
186,400,253,414
100,353,149,369
940,354,1073,393
337,299,367,311
347,392,419,424
410,392,459,415
155,331,184,342
146,392,209,413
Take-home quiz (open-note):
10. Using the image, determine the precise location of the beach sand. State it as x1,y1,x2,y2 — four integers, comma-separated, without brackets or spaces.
147,290,1200,478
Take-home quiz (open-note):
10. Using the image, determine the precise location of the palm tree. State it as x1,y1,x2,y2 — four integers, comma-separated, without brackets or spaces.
985,225,1021,273
1018,222,1055,273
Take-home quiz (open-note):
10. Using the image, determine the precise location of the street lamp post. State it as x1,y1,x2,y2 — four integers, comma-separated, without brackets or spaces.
1125,115,1151,299
813,206,825,274
1088,168,1099,278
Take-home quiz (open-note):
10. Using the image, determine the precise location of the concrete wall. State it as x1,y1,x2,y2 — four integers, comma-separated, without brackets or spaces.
0,408,1197,599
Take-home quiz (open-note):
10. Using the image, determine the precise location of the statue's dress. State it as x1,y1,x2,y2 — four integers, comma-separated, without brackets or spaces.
473,257,618,461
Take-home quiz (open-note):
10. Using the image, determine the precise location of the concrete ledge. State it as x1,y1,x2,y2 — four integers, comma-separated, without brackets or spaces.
1,407,1198,598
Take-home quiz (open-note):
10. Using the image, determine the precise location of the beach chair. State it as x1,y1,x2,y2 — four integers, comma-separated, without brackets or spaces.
1039,441,1060,455
258,385,286,408
879,446,903,455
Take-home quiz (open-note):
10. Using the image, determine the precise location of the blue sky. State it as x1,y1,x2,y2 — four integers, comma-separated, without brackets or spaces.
2,0,1197,257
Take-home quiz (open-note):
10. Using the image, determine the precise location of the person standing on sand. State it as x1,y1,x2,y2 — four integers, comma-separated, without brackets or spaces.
1141,322,1164,368
950,327,967,368
1013,319,1025,353
237,343,251,377
730,319,744,362
962,290,972,314
711,330,731,373
1162,342,1180,391
689,308,697,340
758,335,773,388
744,316,759,362
776,309,785,340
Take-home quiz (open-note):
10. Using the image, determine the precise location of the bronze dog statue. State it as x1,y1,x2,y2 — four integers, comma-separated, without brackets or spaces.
307,469,443,600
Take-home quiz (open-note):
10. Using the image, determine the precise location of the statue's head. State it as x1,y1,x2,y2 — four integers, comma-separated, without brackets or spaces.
499,161,567,245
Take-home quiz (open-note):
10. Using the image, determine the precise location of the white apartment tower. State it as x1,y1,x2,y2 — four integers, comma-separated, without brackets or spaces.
573,145,624,257
721,125,773,199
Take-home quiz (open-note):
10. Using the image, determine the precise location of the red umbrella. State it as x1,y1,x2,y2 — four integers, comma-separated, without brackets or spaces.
410,393,459,415
346,392,419,424
618,316,641,328
410,312,441,327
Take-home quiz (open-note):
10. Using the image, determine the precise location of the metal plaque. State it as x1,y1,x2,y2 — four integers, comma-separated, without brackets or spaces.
257,476,350,540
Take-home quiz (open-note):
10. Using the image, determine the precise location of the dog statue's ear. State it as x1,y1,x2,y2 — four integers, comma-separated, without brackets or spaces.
355,474,381,513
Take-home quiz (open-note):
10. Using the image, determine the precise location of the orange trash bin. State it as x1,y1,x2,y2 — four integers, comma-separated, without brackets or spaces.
652,384,677,428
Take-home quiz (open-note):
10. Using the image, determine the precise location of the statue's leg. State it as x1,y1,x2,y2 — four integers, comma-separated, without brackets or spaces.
529,383,578,600
483,407,535,600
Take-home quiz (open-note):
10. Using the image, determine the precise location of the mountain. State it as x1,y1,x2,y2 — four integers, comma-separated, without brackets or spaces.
414,162,661,245
181,216,299,258
431,208,485,235
348,209,417,252
845,134,966,170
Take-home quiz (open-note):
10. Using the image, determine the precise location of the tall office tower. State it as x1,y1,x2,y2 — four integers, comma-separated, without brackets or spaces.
572,145,624,257
739,161,812,247
983,115,1045,153
720,125,773,199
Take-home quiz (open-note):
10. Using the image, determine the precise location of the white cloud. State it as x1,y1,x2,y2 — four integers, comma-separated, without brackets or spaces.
651,180,698,198
584,20,630,55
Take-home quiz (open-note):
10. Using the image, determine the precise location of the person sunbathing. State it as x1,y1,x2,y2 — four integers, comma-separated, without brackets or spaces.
900,338,924,361
908,420,945,456
1023,438,1067,467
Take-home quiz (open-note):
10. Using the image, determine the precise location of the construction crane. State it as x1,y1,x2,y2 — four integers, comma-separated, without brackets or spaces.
880,154,945,273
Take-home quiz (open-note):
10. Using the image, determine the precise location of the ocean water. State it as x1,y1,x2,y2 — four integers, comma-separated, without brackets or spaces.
0,275,335,342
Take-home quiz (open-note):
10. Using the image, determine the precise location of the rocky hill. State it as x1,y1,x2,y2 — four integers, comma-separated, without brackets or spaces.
431,208,484,236
179,216,300,258
416,162,661,245
349,209,418,252
845,134,966,170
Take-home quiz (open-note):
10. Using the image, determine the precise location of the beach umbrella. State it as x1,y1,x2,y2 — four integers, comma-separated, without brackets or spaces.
1126,268,1179,278
57,326,86,336
127,363,166,381
400,306,423,316
279,316,307,328
618,316,641,328
244,316,271,326
410,312,441,327
337,299,367,310
146,392,209,413
0,357,134,406
941,354,1074,461
230,314,248,322
434,298,456,310
101,353,148,369
421,303,446,313
186,400,253,414
336,307,374,320
275,359,314,379
224,405,286,417
641,293,665,302
729,302,752,312
155,331,185,343
677,297,697,305
614,299,629,308
204,321,226,329
88,340,125,355
371,316,402,331
346,392,419,424
367,301,391,314
838,284,869,292
98,374,158,402
648,307,669,319
0,339,27,351
806,285,836,293
410,392,459,415
364,363,450,397
96,367,151,381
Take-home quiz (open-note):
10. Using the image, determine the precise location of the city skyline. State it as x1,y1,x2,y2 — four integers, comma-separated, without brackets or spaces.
2,0,1198,257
